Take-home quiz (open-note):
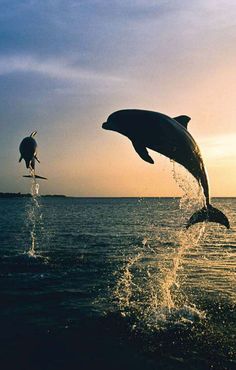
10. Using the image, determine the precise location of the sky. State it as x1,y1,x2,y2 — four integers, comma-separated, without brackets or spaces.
0,0,235,196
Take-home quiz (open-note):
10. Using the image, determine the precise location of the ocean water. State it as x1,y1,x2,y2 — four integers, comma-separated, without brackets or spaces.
0,190,235,369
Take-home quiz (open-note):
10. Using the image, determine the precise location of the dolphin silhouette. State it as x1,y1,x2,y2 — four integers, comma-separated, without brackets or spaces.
19,131,47,180
102,109,229,229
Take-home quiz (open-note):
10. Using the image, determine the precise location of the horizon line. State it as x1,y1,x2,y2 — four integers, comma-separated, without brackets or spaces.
1,192,236,199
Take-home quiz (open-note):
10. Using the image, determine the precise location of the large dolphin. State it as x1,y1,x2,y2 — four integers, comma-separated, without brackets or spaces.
19,131,47,180
102,109,229,229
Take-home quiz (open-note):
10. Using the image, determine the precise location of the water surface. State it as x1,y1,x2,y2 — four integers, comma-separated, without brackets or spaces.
0,195,235,370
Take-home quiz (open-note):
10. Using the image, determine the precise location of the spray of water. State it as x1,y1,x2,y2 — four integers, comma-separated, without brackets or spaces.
114,162,207,330
26,170,41,257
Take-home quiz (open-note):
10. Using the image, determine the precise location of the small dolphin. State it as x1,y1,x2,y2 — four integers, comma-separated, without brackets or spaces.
19,131,47,180
102,109,230,229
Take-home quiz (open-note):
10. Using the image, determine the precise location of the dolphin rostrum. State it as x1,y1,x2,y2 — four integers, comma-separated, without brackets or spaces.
19,131,47,180
102,109,229,229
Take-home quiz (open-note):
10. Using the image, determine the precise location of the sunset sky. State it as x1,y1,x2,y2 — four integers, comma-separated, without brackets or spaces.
0,0,235,196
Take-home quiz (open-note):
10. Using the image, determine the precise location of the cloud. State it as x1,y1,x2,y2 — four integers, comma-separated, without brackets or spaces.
1,0,235,78
200,133,236,161
0,55,122,83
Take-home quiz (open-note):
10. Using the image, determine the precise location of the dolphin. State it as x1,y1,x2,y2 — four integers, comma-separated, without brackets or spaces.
19,131,47,180
102,109,230,229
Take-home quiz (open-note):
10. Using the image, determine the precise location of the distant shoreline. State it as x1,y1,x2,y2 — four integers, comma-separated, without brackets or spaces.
0,193,66,198
0,193,234,199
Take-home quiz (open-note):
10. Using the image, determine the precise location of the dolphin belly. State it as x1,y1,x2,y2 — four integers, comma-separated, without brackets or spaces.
19,136,37,169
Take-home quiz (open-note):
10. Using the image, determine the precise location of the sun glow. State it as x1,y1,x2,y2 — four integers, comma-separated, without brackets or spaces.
200,134,236,162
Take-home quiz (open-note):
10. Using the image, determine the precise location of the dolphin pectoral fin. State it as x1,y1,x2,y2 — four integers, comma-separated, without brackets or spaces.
173,115,191,129
34,155,40,163
132,141,154,164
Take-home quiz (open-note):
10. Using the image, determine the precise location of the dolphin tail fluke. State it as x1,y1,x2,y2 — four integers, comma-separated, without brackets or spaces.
186,204,230,229
23,174,47,180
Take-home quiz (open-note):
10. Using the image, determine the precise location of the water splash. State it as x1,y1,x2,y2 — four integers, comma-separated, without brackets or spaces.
159,163,206,313
26,170,42,258
114,163,207,331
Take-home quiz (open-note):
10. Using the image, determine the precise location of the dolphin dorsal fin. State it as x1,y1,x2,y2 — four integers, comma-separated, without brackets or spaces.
30,131,37,137
173,115,191,129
